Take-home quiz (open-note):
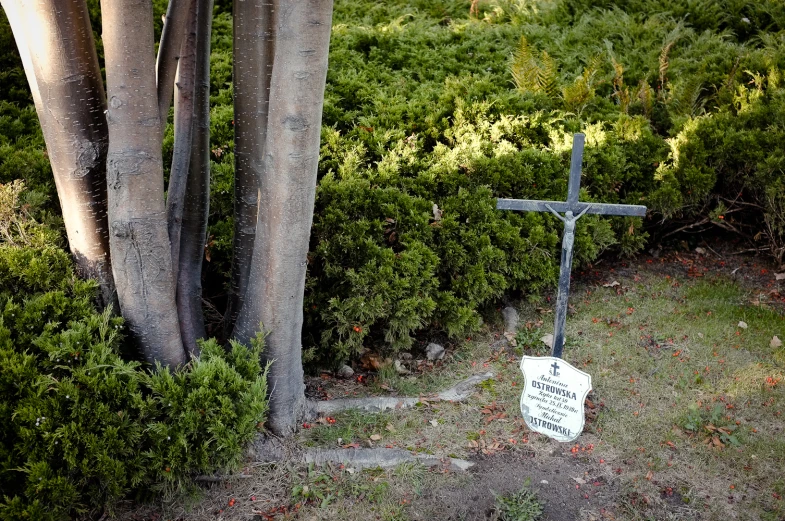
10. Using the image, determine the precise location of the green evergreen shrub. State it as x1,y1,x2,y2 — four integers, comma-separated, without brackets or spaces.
0,102,54,206
0,11,32,105
2,0,784,366
651,79,785,265
305,99,663,361
0,183,269,520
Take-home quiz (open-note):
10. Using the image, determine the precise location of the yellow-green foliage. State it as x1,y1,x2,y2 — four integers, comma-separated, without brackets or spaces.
512,36,604,114
0,180,61,248
503,0,785,265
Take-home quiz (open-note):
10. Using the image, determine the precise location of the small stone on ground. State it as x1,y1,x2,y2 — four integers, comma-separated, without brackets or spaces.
426,342,445,360
502,306,519,333
394,360,410,374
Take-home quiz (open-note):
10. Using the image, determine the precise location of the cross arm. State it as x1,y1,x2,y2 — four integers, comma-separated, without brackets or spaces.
497,199,647,217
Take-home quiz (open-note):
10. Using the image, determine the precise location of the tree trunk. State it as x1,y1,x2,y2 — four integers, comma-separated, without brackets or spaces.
2,0,116,308
176,0,213,356
225,0,275,336
101,0,187,367
156,0,191,130
0,0,41,108
233,0,334,435
166,0,197,280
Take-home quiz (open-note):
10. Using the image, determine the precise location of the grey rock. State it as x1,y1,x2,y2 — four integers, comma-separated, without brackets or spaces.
399,352,413,361
502,306,519,333
394,360,410,375
437,372,494,401
303,447,474,472
337,364,354,378
425,342,445,361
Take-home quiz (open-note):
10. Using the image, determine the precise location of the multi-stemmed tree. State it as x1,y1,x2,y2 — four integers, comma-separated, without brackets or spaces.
1,0,334,435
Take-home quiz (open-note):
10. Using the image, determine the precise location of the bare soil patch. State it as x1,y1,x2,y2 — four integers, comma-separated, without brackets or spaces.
410,448,619,521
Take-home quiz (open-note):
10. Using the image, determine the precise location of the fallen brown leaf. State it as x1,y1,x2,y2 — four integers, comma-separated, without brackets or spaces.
360,352,384,370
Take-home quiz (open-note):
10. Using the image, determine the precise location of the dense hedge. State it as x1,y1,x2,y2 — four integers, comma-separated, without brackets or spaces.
0,183,269,520
2,0,785,365
298,0,785,360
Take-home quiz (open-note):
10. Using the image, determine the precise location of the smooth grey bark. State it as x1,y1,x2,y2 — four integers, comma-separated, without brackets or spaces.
176,0,213,355
225,0,275,336
248,437,474,472
304,448,474,472
0,0,41,108
233,0,334,435
166,0,198,280
101,0,187,367
2,0,116,308
156,0,191,130
311,372,495,415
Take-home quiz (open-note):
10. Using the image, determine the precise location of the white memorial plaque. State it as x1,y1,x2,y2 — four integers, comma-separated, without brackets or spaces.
519,355,592,443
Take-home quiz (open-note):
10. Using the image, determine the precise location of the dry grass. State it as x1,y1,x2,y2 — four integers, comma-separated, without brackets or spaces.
121,255,785,521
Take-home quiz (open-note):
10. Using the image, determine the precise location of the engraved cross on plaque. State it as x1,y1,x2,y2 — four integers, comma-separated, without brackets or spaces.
497,133,647,358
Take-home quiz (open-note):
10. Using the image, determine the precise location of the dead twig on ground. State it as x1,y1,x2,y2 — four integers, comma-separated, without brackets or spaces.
194,473,253,482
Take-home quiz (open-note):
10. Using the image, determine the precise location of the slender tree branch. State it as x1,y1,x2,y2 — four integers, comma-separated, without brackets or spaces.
176,0,213,356
195,473,253,482
156,0,192,131
660,217,711,239
225,0,275,336
166,0,198,281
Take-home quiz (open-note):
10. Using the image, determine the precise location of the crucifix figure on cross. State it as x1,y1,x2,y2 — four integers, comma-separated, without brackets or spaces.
497,133,647,358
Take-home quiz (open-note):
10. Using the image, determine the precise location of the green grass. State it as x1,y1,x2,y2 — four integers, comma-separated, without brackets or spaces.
116,261,784,520
492,479,544,521
289,265,785,521
560,271,784,520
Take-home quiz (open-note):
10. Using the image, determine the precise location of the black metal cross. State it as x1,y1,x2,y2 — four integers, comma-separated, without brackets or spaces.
497,133,647,358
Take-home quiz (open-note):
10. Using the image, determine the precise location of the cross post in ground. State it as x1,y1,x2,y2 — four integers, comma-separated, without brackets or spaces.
497,133,647,358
